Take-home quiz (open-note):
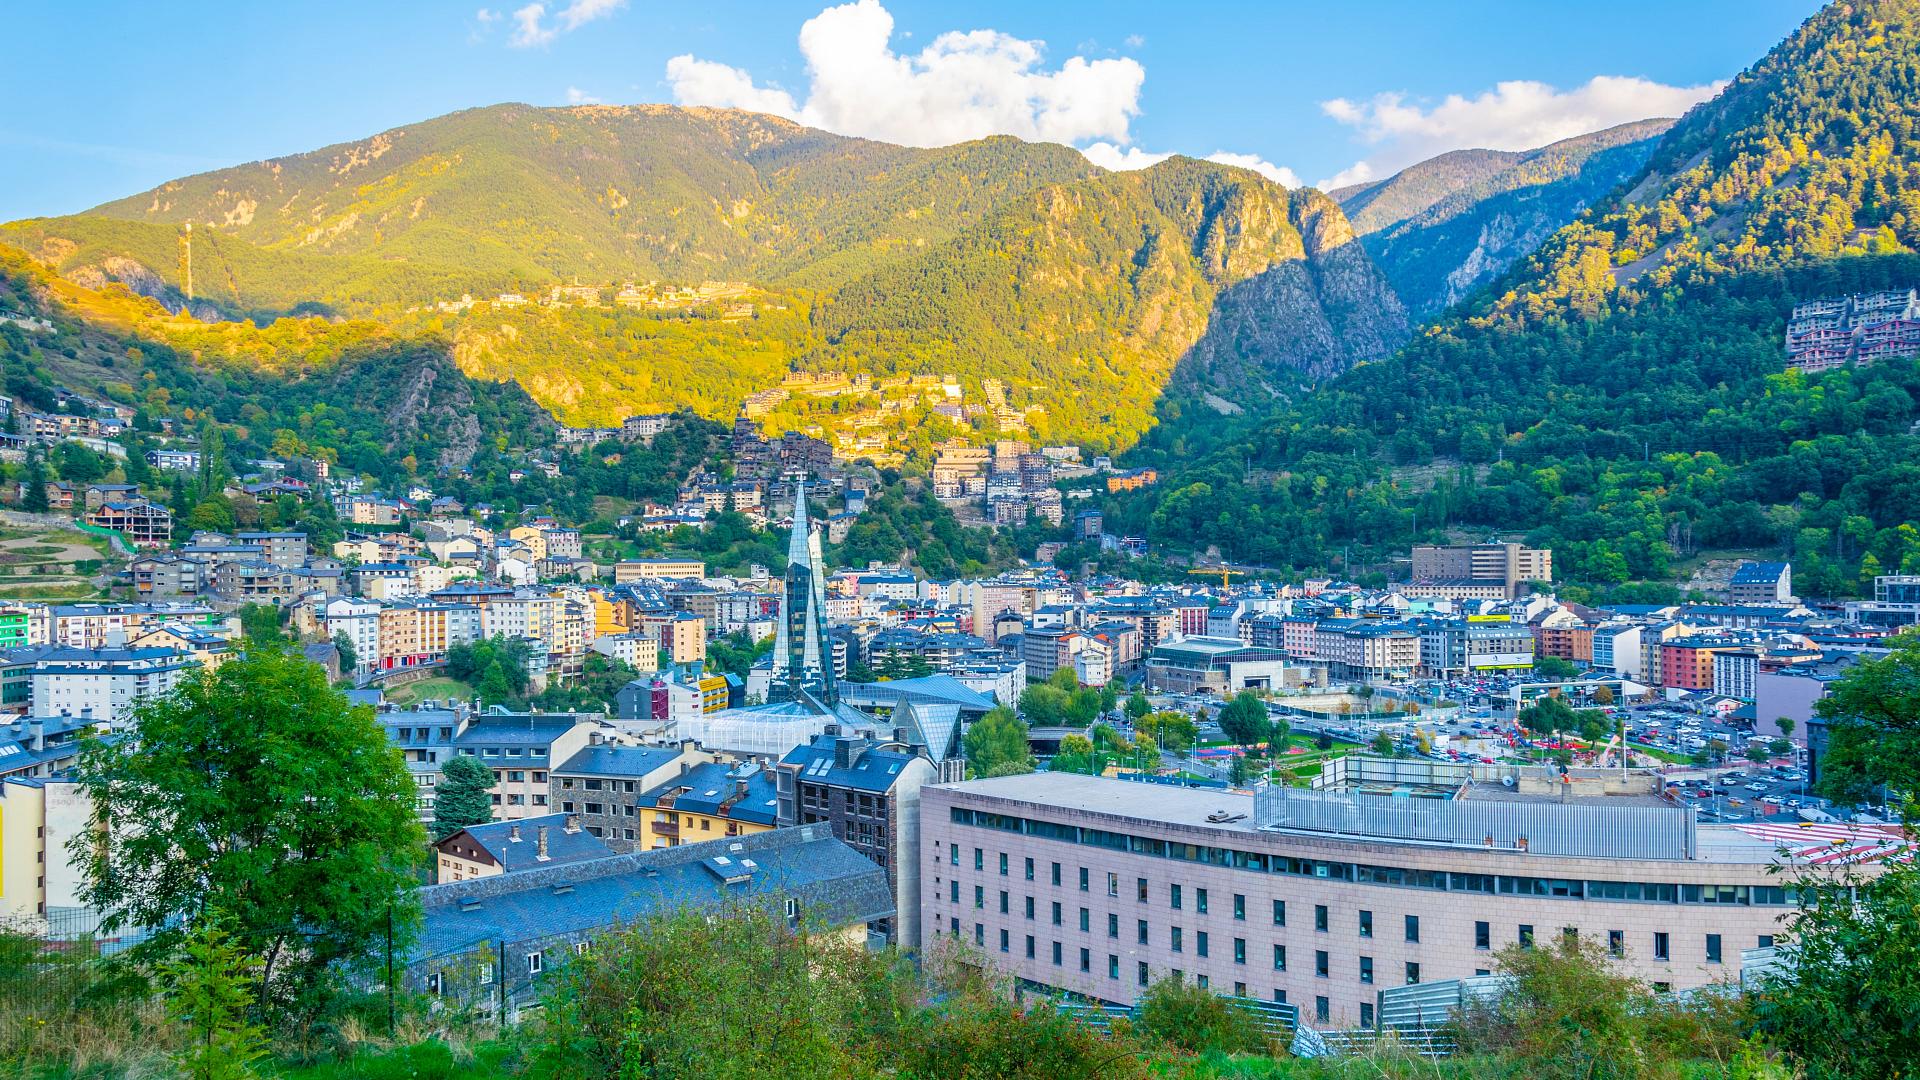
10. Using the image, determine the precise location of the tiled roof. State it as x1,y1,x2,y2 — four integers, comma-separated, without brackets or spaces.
554,745,683,778
448,813,615,872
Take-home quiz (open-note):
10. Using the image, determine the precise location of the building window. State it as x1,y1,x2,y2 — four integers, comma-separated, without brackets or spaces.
950,918,960,936
974,847,983,870
527,951,544,975
1108,954,1120,979
950,846,959,866
1197,974,1209,989
1025,896,1035,920
974,886,984,909
1475,921,1490,950
1080,948,1091,973
949,881,959,903
1079,867,1089,892
1052,902,1062,926
1706,934,1722,964
1000,928,1009,953
1233,893,1246,921
1608,930,1625,957
1757,935,1774,949
1197,931,1209,959
1052,862,1062,886
1233,937,1246,965
1405,915,1420,943
975,924,985,947
1196,888,1209,914
1315,950,1329,978
1359,910,1373,938
1052,941,1063,966
1138,877,1149,902
1026,935,1036,959
999,891,1009,914
1273,899,1287,926
1138,919,1149,945
1171,884,1182,910
1079,908,1090,932
999,852,1009,876
1315,904,1329,932
1107,872,1119,897
1273,944,1287,971
1138,961,1150,987
1405,962,1421,985
1359,956,1373,984
1654,932,1670,962
1108,913,1119,939
1025,857,1035,881
1360,1002,1375,1029
1315,996,1330,1024
1520,925,1535,948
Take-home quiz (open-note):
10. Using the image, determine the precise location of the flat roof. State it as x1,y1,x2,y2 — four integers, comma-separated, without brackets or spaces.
934,773,1910,866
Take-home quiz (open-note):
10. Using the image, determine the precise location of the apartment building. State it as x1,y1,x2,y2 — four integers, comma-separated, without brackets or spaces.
1409,543,1551,599
921,774,1882,1025
451,711,604,820
377,600,482,670
29,646,195,724
639,610,706,665
614,558,706,583
433,813,614,883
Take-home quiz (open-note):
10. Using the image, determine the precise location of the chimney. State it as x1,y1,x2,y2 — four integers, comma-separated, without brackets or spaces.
834,737,858,770
565,813,581,834
509,824,522,843
824,723,841,738
536,826,550,860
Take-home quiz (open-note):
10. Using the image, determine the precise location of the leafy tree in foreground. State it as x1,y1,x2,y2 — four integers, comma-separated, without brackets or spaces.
330,631,357,676
1753,847,1920,1080
1810,631,1920,806
963,705,1033,778
69,646,425,1011
432,753,497,841
1217,690,1271,748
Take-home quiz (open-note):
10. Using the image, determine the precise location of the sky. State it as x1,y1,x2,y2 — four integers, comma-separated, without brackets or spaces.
0,0,1821,223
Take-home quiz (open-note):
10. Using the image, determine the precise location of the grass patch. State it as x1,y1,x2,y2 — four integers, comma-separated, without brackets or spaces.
382,676,477,707
271,1039,517,1080
0,582,104,600
1630,742,1692,764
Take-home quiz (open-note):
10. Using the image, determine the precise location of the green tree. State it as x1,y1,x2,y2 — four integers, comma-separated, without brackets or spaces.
69,647,425,1010
1135,711,1197,755
1519,696,1578,736
158,917,270,1080
963,706,1033,778
331,631,358,676
235,603,285,645
478,660,515,705
21,454,48,512
1811,633,1920,806
1370,731,1397,756
432,753,497,841
1533,655,1578,681
1047,666,1081,693
1217,691,1272,748
1131,975,1266,1055
1753,849,1920,1080
1124,691,1152,721
1746,744,1770,764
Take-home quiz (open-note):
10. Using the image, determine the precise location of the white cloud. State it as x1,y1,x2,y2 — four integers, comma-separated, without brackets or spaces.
664,56,801,119
1203,151,1302,188
1079,142,1173,171
1318,74,1722,187
1080,143,1302,188
509,0,626,47
566,86,603,105
1124,33,1145,48
667,0,1145,147
476,8,500,23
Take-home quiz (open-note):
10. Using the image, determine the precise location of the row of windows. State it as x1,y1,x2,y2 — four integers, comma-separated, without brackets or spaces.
937,884,1764,970
946,811,1795,906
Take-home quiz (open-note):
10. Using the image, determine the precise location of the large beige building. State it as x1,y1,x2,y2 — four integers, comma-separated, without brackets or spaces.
920,773,1885,1029
1410,543,1551,599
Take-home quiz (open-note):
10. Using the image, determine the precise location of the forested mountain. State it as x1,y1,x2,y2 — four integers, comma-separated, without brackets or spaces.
812,159,1408,446
1,105,1407,448
1124,0,1920,600
1345,120,1676,313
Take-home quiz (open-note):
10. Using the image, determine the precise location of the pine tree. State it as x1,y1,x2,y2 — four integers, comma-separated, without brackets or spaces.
433,753,496,841
22,455,48,512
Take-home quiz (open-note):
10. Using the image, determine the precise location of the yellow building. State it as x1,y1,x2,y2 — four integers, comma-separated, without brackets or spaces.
636,761,778,849
698,673,730,712
615,558,706,584
640,611,706,665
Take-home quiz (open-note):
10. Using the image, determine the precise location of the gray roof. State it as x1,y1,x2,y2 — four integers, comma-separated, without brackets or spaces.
448,813,615,872
554,744,683,778
410,823,892,961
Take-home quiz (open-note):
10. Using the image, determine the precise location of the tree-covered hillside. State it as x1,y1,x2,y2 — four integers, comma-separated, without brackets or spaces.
1125,0,1920,599
1351,120,1676,314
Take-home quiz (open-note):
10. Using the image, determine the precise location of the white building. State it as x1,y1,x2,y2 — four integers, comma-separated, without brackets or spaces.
30,647,194,726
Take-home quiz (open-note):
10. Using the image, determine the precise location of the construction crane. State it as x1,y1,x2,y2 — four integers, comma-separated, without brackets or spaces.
1188,566,1244,591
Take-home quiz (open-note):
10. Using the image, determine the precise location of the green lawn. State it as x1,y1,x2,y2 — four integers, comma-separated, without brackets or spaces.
382,676,477,706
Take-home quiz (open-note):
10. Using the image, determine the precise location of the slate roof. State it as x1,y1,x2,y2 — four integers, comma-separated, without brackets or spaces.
779,733,923,793
409,822,892,962
554,744,683,778
639,761,780,826
1731,562,1790,585
445,813,615,873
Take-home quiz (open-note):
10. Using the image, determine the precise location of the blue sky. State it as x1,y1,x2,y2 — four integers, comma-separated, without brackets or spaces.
0,0,1819,222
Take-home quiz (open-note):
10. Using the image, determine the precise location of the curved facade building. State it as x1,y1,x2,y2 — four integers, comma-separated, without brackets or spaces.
919,773,1892,1028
